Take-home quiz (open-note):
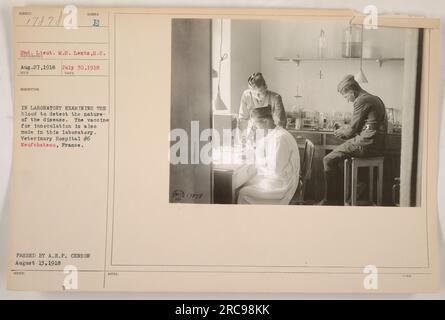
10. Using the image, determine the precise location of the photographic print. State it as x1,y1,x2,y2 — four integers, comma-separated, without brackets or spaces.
170,18,423,207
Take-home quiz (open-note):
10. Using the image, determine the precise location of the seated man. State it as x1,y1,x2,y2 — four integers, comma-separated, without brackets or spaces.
237,106,300,205
319,74,388,205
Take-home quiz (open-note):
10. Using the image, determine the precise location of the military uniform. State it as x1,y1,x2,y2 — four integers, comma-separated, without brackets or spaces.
323,90,387,172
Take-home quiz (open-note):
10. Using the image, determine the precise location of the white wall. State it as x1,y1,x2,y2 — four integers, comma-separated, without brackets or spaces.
260,20,407,114
212,19,231,112
213,19,409,120
212,20,261,114
230,20,261,114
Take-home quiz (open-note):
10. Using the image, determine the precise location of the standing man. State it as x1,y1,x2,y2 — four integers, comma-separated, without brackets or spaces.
319,75,388,205
237,106,300,205
238,72,287,130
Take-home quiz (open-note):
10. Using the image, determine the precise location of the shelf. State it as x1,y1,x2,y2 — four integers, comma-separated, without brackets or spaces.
274,56,404,67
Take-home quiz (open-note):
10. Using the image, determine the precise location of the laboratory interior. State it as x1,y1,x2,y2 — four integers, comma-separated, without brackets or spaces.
170,19,423,207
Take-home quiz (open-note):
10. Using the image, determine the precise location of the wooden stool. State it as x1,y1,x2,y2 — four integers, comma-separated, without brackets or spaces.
344,157,384,206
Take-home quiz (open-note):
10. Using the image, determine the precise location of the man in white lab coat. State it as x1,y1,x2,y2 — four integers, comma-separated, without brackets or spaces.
237,106,300,205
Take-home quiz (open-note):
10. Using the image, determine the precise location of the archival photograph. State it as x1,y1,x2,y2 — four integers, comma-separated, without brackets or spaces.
170,18,423,207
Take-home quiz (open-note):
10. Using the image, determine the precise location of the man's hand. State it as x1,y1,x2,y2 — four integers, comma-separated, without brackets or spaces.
334,128,344,138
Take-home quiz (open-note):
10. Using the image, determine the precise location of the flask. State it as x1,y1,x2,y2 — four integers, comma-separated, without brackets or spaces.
342,25,362,58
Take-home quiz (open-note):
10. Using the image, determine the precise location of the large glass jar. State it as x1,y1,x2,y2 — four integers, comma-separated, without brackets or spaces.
342,25,362,58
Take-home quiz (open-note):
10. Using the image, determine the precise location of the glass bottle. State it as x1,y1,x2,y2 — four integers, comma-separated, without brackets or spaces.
342,25,362,58
318,29,328,59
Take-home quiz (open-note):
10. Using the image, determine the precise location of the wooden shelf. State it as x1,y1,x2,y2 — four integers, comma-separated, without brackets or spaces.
274,56,404,67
